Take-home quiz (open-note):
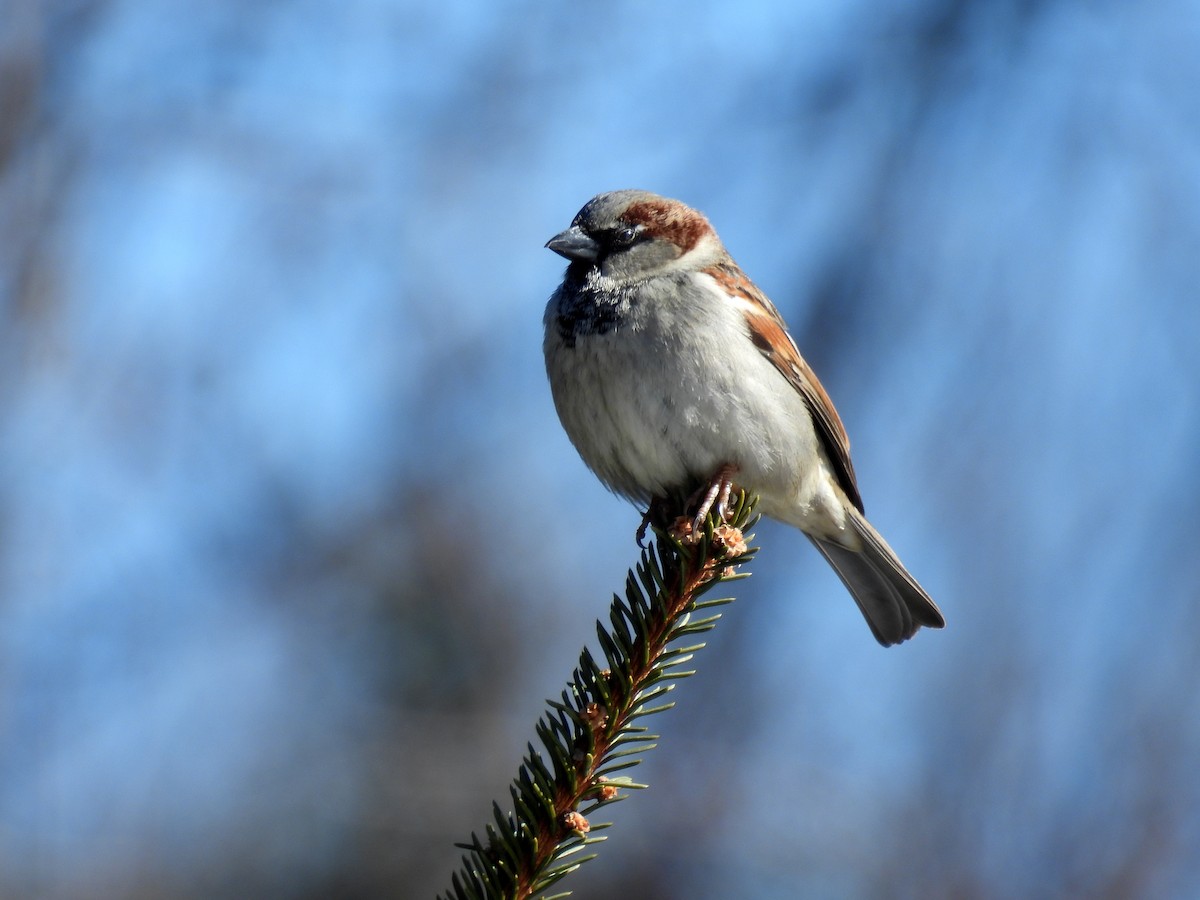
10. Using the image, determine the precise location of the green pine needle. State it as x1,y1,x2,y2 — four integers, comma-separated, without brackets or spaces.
438,493,759,899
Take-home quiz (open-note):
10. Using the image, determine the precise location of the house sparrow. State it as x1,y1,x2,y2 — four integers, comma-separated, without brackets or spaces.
543,190,945,646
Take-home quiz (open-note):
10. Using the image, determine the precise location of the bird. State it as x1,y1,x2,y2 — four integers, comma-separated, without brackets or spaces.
542,190,944,646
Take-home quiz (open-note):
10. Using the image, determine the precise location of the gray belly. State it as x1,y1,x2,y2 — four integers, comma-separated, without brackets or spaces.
547,319,819,507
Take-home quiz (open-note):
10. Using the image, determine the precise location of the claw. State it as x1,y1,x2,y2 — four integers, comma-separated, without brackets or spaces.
637,497,671,547
642,469,739,547
688,463,739,533
636,509,652,547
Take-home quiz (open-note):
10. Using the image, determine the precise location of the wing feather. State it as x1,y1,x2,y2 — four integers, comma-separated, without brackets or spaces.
703,262,864,512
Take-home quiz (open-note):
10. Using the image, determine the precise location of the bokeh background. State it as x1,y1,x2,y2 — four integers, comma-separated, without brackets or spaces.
3,2,1199,897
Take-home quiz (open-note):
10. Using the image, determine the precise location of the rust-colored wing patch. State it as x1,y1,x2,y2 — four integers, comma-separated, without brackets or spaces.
705,262,864,512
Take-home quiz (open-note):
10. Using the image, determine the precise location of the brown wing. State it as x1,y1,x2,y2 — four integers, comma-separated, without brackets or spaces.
705,262,864,512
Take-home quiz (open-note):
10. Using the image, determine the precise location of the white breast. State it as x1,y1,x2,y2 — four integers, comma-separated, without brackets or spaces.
544,271,831,523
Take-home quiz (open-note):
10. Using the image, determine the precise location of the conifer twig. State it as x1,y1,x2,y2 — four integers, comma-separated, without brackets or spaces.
440,493,759,899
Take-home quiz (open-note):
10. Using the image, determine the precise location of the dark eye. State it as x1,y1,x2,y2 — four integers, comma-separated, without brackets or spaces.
611,225,642,247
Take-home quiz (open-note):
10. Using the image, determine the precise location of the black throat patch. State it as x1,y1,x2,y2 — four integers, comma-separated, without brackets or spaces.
554,272,632,349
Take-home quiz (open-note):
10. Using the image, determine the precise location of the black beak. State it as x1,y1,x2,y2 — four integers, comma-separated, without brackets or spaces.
546,225,600,263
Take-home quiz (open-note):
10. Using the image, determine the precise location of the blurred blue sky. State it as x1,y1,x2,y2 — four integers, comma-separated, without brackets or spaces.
2,1,1199,897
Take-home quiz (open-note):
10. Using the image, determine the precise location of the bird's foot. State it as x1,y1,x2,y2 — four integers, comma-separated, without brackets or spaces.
637,497,672,547
691,463,739,530
669,464,739,545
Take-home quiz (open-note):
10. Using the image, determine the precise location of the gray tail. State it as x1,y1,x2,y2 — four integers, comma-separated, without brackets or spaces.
810,508,945,647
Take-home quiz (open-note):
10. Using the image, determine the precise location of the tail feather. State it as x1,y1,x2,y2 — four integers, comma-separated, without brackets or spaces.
810,508,944,647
